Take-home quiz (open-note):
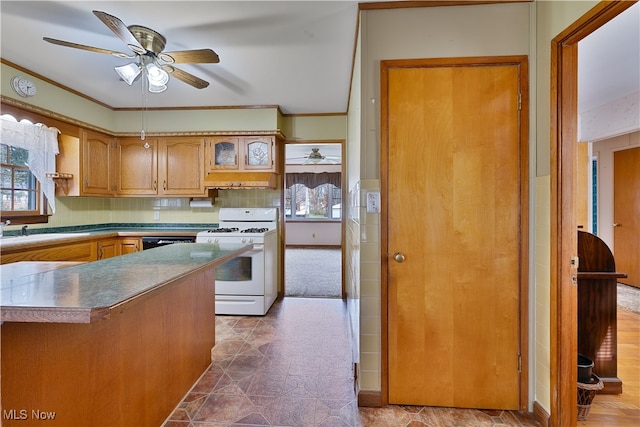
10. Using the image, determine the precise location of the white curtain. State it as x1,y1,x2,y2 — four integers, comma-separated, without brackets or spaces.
1,115,60,213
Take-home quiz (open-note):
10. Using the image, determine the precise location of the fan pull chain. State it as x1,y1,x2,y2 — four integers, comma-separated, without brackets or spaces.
140,67,147,141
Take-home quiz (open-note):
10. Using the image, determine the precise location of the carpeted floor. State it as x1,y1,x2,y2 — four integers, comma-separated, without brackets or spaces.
285,248,341,298
618,282,640,314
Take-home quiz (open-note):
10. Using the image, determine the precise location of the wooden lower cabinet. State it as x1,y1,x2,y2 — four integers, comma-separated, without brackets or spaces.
97,238,142,259
120,238,141,255
1,237,142,264
0,242,97,265
97,238,119,260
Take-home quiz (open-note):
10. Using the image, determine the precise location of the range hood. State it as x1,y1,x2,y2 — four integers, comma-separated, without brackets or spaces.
203,172,278,189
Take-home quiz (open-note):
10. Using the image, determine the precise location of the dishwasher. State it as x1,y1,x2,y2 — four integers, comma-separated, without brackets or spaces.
141,236,196,250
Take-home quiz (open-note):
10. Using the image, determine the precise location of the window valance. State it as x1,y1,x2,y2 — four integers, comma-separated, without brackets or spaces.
285,172,341,189
1,115,60,212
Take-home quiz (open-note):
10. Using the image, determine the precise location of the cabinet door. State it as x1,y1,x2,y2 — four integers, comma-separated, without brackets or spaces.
116,139,158,195
120,238,141,255
159,138,205,195
82,130,115,195
207,137,239,170
243,136,275,170
97,238,120,260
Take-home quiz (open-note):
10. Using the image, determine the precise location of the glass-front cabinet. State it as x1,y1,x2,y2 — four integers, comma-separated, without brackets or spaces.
207,136,275,172
211,137,239,169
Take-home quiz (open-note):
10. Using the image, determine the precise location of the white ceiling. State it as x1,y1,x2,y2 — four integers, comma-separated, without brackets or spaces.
578,2,639,113
1,1,638,117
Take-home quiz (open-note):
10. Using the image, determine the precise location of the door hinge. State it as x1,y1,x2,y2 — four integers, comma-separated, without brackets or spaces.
518,93,522,111
518,354,522,373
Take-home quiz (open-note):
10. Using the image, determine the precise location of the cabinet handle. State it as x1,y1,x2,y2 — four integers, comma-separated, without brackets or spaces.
163,180,166,191
153,180,157,191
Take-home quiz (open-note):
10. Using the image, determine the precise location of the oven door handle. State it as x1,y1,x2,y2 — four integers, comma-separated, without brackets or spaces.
251,244,264,251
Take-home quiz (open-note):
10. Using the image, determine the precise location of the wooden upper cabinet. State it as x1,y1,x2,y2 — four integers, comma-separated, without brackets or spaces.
244,136,275,170
56,129,115,196
206,136,276,173
82,130,116,196
208,137,240,170
116,138,158,195
114,137,205,196
158,137,206,196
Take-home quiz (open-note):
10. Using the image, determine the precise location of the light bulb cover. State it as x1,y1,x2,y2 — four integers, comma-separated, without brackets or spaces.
146,63,169,86
148,82,168,93
114,63,142,85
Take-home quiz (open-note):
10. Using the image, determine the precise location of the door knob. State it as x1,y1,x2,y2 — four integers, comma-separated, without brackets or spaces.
613,223,621,227
393,252,405,263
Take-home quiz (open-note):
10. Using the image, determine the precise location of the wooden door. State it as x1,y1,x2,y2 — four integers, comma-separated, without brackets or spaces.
614,147,640,288
383,57,527,410
116,138,158,195
159,138,205,195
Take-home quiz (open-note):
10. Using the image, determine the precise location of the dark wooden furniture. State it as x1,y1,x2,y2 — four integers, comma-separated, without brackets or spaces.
577,230,627,394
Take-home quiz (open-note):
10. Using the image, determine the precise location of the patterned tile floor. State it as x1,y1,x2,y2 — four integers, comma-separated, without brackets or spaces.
163,298,540,427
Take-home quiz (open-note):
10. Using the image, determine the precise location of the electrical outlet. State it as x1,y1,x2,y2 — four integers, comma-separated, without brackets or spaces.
154,211,160,221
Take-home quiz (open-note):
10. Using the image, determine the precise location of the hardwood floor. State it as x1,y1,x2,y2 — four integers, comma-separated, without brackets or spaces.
579,308,640,427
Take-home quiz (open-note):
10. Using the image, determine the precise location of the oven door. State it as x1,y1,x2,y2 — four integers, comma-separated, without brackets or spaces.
214,243,264,295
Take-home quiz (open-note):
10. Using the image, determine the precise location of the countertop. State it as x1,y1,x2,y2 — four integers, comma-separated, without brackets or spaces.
0,225,214,251
0,243,251,323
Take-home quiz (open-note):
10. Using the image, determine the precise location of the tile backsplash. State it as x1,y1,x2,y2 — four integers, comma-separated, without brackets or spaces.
22,189,281,231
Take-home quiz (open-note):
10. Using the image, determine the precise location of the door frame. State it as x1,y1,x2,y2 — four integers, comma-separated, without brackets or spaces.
550,1,637,425
380,55,530,411
281,139,347,299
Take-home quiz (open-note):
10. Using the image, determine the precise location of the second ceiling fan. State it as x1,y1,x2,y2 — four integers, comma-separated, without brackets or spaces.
43,10,219,93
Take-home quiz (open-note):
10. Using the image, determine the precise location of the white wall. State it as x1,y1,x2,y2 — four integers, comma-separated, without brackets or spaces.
358,0,532,401
285,222,341,246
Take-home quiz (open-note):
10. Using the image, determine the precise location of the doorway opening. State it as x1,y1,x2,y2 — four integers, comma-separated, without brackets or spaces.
551,1,638,425
283,141,345,299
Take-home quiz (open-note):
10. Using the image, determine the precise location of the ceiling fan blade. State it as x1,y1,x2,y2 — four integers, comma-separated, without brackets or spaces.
160,49,219,64
92,10,146,54
163,65,209,89
43,37,134,58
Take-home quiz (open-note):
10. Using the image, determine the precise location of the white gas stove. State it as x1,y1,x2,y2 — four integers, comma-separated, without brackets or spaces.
196,208,278,315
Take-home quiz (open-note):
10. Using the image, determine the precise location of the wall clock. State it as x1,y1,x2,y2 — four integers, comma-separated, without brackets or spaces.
11,76,37,98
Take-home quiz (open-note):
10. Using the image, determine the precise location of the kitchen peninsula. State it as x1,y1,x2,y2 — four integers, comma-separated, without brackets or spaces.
0,243,251,427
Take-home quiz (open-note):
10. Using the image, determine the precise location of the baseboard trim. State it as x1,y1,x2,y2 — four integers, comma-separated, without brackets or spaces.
285,245,342,249
358,391,382,407
533,401,550,427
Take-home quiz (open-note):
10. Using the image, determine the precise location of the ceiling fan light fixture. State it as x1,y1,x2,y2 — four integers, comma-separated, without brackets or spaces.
307,148,325,163
114,62,141,85
146,62,169,86
148,82,168,93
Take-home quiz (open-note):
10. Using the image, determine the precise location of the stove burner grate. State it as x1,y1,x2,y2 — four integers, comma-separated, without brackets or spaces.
241,227,269,233
207,227,239,233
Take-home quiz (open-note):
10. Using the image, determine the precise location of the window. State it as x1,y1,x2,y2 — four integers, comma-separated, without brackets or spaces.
1,114,60,223
1,144,41,214
285,183,341,220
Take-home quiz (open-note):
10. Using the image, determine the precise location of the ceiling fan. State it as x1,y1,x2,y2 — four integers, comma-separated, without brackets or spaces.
289,148,341,165
43,10,219,93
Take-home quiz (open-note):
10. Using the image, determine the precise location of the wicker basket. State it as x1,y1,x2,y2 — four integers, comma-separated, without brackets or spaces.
577,374,604,420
